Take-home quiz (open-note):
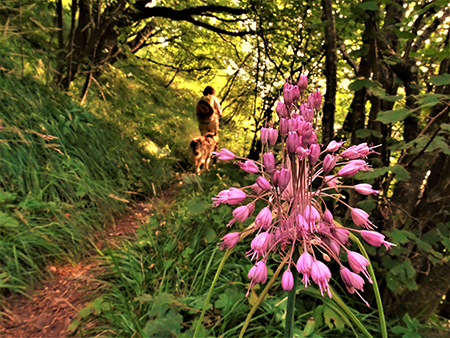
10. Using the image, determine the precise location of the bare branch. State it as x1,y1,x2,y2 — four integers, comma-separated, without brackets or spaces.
338,40,359,73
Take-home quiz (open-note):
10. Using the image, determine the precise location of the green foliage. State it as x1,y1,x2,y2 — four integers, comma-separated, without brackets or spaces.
0,72,169,295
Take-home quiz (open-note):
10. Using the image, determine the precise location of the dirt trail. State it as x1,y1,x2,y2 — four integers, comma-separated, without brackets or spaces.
0,199,162,338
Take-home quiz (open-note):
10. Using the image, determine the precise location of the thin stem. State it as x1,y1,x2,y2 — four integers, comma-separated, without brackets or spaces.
193,248,233,338
349,232,388,338
285,269,299,338
329,287,374,338
238,256,288,338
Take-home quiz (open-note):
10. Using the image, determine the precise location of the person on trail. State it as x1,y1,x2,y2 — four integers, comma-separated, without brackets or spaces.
196,86,222,136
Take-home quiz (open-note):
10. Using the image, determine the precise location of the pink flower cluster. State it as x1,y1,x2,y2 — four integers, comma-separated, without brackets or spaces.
212,76,394,304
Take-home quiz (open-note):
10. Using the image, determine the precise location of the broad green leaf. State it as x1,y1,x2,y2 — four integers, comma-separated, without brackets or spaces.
376,108,413,124
186,198,208,214
388,230,413,245
323,306,345,332
429,74,450,86
143,307,183,338
390,164,410,181
215,287,244,313
202,227,216,243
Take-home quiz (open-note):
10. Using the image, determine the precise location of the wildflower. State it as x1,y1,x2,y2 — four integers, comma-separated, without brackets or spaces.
237,160,259,174
296,251,313,274
286,132,300,154
332,227,349,244
268,128,278,146
340,267,365,294
276,101,288,118
326,140,344,153
212,188,246,206
219,232,240,250
308,90,322,110
263,152,276,173
282,269,295,291
298,74,308,92
323,210,334,224
347,251,372,282
310,260,332,298
351,208,375,229
256,176,271,191
251,183,264,195
354,184,379,195
323,154,337,174
228,204,255,226
213,148,235,161
255,207,272,230
360,231,395,249
260,127,269,144
280,118,289,136
309,144,320,165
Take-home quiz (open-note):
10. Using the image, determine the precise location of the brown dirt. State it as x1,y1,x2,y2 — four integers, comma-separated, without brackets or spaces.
0,190,177,338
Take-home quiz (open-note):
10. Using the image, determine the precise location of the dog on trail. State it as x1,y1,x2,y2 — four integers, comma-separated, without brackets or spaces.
190,132,218,175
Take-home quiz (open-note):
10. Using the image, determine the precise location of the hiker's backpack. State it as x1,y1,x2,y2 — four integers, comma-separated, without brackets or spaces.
196,97,214,120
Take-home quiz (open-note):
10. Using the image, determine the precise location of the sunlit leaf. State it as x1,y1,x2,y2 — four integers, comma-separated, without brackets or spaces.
376,108,413,124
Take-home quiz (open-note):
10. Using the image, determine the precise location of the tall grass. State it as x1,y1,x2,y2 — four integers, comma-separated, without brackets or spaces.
0,73,170,298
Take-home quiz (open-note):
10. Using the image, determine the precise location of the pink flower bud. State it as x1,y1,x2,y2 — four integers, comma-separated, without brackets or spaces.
360,230,395,249
310,260,332,297
304,205,320,223
252,261,268,283
263,152,275,173
256,176,271,191
280,118,289,136
323,154,337,174
251,233,270,259
323,210,334,224
347,251,371,282
219,232,240,250
282,269,294,291
351,208,375,229
232,204,255,223
296,251,313,274
339,145,360,159
255,207,272,230
283,84,294,106
212,188,246,206
286,132,299,154
238,161,259,174
300,103,314,122
260,127,268,144
298,74,308,92
309,144,320,165
308,90,322,110
251,183,264,195
340,267,365,294
213,148,235,161
277,168,291,192
332,227,349,244
276,101,288,118
354,184,379,195
326,140,345,153
337,163,361,177
324,175,341,188
268,128,278,146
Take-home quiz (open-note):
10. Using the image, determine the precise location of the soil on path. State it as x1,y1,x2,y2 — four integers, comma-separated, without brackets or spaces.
0,187,177,338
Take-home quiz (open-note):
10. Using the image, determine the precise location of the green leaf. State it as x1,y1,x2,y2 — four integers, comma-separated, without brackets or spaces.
355,128,383,138
376,108,414,124
186,198,208,214
348,78,377,91
323,306,345,332
202,227,216,243
356,1,378,11
388,230,414,245
429,74,450,86
143,307,183,338
215,287,244,313
302,318,316,336
390,164,410,181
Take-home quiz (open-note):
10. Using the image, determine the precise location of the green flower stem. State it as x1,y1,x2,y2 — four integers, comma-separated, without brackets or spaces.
193,247,233,338
238,256,288,338
285,270,299,338
348,232,388,338
329,286,373,338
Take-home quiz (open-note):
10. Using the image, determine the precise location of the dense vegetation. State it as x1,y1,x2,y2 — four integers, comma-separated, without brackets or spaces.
1,0,450,337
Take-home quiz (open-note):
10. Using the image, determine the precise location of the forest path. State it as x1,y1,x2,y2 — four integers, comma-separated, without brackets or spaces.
0,183,181,338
